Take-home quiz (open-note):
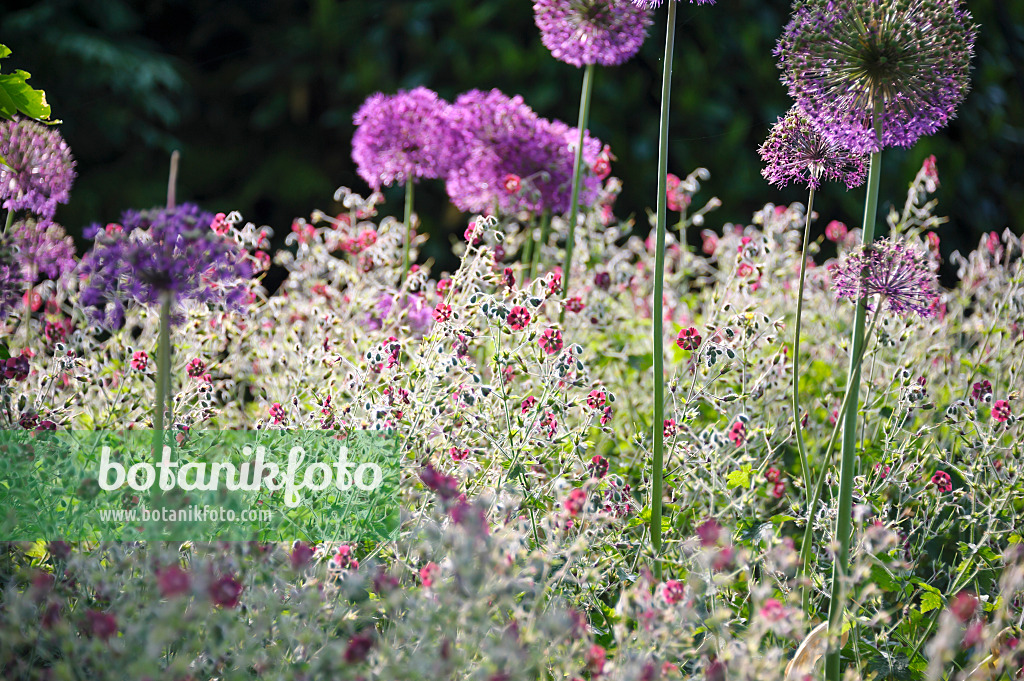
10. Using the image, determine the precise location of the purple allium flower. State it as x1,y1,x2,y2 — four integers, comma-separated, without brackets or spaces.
632,0,714,8
446,89,603,215
78,203,252,328
776,0,977,154
830,238,940,318
8,217,76,282
758,108,867,190
0,118,76,219
534,0,652,68
351,87,466,191
0,245,25,321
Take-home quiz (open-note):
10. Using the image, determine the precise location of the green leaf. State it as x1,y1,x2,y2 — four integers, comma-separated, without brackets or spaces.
0,45,51,121
770,514,796,525
0,344,9,360
726,464,753,489
919,590,943,614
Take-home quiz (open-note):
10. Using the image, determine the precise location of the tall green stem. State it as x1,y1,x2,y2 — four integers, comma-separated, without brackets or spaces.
560,62,595,326
649,0,677,582
825,142,882,681
2,209,13,237
792,188,815,507
152,291,173,458
529,210,551,282
402,180,414,285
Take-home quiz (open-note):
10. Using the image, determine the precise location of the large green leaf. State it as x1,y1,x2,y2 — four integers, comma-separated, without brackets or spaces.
0,44,52,122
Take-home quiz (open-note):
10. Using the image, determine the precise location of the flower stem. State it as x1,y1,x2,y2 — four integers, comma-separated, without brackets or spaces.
2,209,12,237
799,304,882,613
166,150,180,211
529,210,551,282
650,0,678,582
152,291,173,458
825,143,882,681
402,179,414,284
793,188,815,510
559,62,595,326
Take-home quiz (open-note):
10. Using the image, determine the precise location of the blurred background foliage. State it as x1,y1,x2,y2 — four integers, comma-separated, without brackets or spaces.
1,0,1021,277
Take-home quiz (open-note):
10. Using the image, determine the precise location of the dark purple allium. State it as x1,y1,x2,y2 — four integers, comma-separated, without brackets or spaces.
446,89,603,215
632,0,714,8
0,118,76,219
534,0,652,68
776,0,977,154
78,203,252,328
8,217,76,282
830,238,940,318
758,108,867,190
351,87,466,191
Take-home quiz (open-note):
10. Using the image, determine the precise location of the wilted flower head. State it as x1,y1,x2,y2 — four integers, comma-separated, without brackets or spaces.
0,117,76,218
351,87,466,190
776,0,977,153
758,108,867,190
446,89,603,215
534,0,652,68
830,238,939,317
79,203,252,328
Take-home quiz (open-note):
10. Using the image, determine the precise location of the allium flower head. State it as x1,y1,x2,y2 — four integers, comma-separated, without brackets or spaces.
446,89,603,215
534,0,652,68
830,238,939,317
759,108,867,189
79,203,252,328
0,117,76,218
7,217,76,283
351,87,466,190
632,0,714,9
776,0,977,153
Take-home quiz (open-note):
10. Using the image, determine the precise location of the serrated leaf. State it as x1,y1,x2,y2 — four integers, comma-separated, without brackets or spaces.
919,590,943,614
0,69,51,120
726,464,752,489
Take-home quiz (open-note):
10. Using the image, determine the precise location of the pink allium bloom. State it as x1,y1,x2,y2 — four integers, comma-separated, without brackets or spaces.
352,87,466,190
831,238,940,318
534,0,651,68
759,598,787,622
776,0,976,154
0,117,76,219
759,107,867,190
564,488,587,516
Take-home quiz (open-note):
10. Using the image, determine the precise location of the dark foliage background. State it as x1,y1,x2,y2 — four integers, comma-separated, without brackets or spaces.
2,0,1022,275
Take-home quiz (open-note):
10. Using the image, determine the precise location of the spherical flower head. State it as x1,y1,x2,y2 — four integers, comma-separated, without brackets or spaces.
830,238,940,318
759,108,867,190
8,217,76,283
79,203,253,328
534,0,652,68
351,87,466,190
776,0,977,153
446,89,604,215
632,0,714,8
0,117,76,219
0,246,25,321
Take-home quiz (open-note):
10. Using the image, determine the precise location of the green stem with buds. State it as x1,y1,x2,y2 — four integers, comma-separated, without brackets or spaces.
649,0,678,582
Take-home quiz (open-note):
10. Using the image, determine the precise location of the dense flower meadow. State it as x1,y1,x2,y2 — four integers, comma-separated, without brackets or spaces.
2,1,1023,680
